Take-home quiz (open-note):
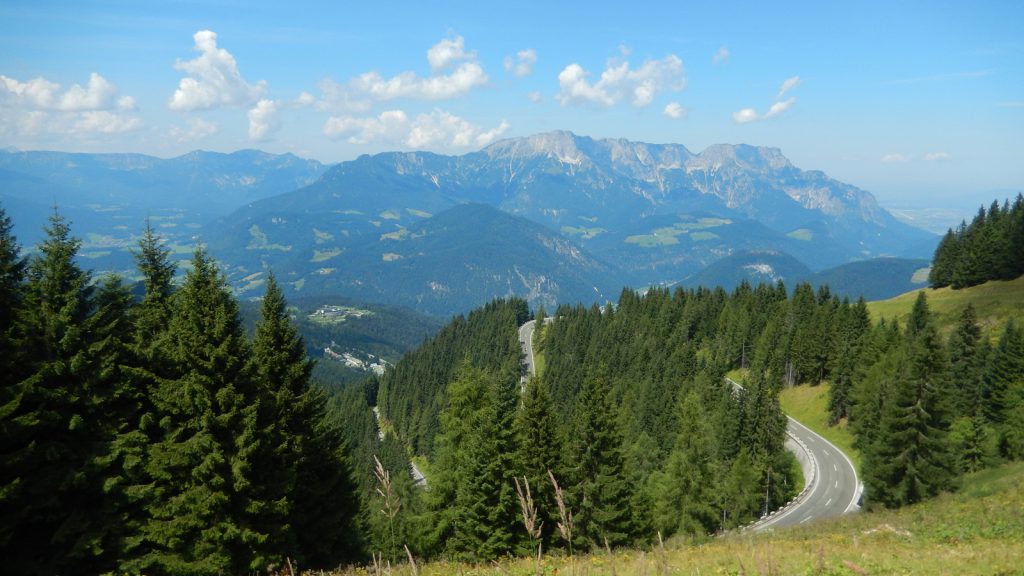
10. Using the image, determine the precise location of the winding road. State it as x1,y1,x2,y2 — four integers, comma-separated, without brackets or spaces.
518,320,860,531
726,377,861,531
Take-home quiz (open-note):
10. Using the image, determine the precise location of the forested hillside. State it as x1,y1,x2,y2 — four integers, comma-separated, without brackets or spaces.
0,206,361,574
929,194,1024,288
342,280,892,562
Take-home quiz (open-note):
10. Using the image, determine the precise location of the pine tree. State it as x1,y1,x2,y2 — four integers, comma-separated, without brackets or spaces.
130,247,262,575
929,229,959,288
982,320,1024,426
651,391,720,537
0,209,103,574
862,292,957,508
0,203,24,380
427,360,490,556
116,222,178,569
251,273,362,567
565,374,635,550
514,376,564,550
947,304,985,415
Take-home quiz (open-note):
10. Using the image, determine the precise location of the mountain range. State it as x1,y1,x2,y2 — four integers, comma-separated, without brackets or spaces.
0,132,938,315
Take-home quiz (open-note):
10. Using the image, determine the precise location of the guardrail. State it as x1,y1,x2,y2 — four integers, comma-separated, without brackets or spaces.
743,426,818,531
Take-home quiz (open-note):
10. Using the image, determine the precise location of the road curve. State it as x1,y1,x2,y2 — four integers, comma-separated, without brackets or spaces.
518,320,539,382
725,378,861,531
517,324,860,531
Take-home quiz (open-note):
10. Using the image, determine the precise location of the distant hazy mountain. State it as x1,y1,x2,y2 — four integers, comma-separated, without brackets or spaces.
804,257,931,301
685,253,932,302
0,149,327,246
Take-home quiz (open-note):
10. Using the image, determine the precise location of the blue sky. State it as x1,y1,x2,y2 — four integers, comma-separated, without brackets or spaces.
1,0,1021,208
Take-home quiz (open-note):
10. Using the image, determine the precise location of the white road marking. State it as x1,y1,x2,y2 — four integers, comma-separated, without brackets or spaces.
826,498,832,507
800,516,814,524
833,463,837,471
824,449,830,456
835,480,838,489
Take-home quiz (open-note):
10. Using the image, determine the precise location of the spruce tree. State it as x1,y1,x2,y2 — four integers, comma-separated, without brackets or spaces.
947,304,985,415
862,292,957,508
651,391,720,537
131,247,262,575
0,209,102,574
514,376,565,550
0,203,24,380
251,272,361,567
565,374,635,550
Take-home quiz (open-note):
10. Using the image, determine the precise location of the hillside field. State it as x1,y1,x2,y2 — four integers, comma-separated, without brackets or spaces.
867,276,1024,338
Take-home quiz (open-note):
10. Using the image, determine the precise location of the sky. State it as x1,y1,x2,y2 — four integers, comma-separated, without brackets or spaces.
1,0,1022,209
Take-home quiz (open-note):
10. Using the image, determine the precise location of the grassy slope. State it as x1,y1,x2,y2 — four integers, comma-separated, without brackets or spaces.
867,275,1024,339
334,461,1024,575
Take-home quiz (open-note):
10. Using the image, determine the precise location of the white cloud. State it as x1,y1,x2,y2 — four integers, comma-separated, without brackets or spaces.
168,30,266,111
0,73,142,136
70,110,142,134
1,72,125,111
881,153,911,163
776,76,801,99
347,34,488,102
527,91,543,103
296,91,316,107
427,35,475,71
764,97,796,119
732,107,759,124
351,63,487,101
733,76,800,124
324,108,508,149
924,152,951,162
505,49,537,77
1,75,60,108
712,46,730,65
248,98,279,140
324,110,410,143
556,53,685,108
663,101,686,119
59,73,119,110
169,117,219,142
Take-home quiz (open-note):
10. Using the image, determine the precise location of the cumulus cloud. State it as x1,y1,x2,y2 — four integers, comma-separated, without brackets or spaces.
2,72,124,111
556,53,685,108
732,76,800,124
881,153,911,163
712,46,730,65
324,108,508,149
348,34,488,102
351,63,488,101
0,73,142,136
168,30,266,111
505,49,537,77
924,151,951,161
663,101,686,119
427,35,475,71
527,91,543,103
247,98,279,140
169,117,219,142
